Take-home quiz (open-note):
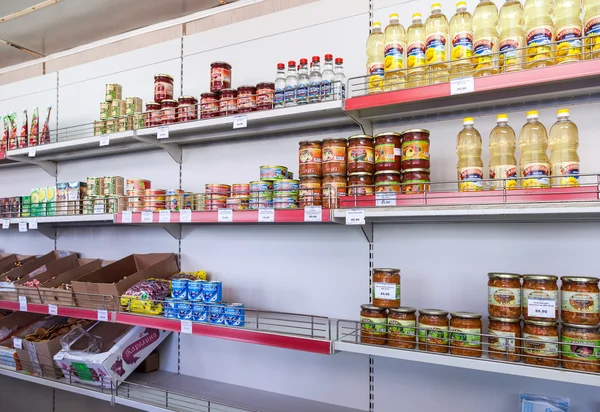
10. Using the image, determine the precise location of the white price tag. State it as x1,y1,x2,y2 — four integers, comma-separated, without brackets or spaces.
258,208,275,222
374,283,397,300
99,135,110,147
181,320,193,334
157,126,169,139
450,76,475,95
179,209,192,223
13,338,22,350
18,296,27,311
345,209,365,225
93,204,104,214
375,192,397,206
232,115,248,129
159,210,171,223
1,219,9,229
121,210,132,223
141,211,153,223
527,298,556,319
304,206,322,222
97,310,109,322
18,222,27,232
28,219,38,230
28,147,36,157
218,209,233,222
48,304,58,315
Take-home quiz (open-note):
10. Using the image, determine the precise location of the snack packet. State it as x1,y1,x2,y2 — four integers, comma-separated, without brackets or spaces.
18,109,28,148
29,106,39,146
7,111,17,150
40,105,52,145
0,115,7,152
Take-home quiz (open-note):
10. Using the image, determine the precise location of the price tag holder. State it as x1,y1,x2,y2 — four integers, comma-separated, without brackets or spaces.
28,147,36,157
18,296,27,311
232,115,248,129
93,204,104,214
121,210,132,223
13,338,22,350
159,210,171,223
527,298,556,319
450,76,475,95
18,222,27,232
218,209,233,222
346,209,365,225
97,310,109,322
99,135,110,147
180,209,192,223
28,219,38,230
304,206,322,222
48,304,58,315
375,192,397,207
157,126,169,140
1,219,9,229
181,320,193,334
258,208,275,222
141,211,153,223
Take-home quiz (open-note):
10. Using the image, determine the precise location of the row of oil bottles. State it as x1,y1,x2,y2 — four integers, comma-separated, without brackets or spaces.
456,109,579,191
366,0,600,92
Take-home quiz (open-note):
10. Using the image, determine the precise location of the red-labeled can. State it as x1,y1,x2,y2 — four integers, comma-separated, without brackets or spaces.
154,74,174,103
210,62,232,92
200,92,219,119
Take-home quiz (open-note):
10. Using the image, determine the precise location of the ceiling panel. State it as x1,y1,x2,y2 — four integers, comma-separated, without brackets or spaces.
0,0,41,19
0,42,38,67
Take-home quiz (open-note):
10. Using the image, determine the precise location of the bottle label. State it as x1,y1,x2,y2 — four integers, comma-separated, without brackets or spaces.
488,286,521,307
526,26,553,64
407,42,426,69
388,319,416,336
274,89,285,106
375,143,397,163
523,333,559,357
562,336,600,360
522,289,558,308
500,36,524,71
452,32,473,63
489,330,517,352
368,63,384,92
551,162,579,186
401,140,430,161
284,87,295,104
489,164,517,189
556,25,582,63
562,291,600,313
385,43,404,72
425,33,447,64
308,82,321,102
458,167,483,191
522,162,550,188
473,37,497,71
450,327,481,347
418,324,448,344
296,83,308,104
361,316,386,333
321,80,332,99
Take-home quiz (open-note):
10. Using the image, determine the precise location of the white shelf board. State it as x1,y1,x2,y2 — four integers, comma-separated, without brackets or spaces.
7,214,115,224
334,341,600,388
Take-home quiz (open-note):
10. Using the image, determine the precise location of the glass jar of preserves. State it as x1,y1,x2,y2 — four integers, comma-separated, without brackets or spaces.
299,140,322,177
322,138,347,175
360,304,387,345
561,323,600,372
256,82,275,110
145,102,161,127
210,61,232,92
219,88,238,116
238,85,257,113
200,92,219,119
401,168,431,194
160,99,178,124
372,268,400,308
418,309,449,353
522,275,559,321
348,173,374,196
177,96,198,122
401,128,431,169
488,273,522,318
561,276,600,325
347,135,375,174
299,175,321,208
450,312,482,357
388,307,417,349
523,320,559,367
322,173,347,208
154,74,174,103
488,316,522,362
375,171,401,193
374,132,401,172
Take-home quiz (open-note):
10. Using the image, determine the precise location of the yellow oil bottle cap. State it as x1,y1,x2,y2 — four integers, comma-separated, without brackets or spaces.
432,3,442,9
372,22,382,29
526,110,539,119
496,114,508,122
412,13,422,20
390,13,399,20
463,117,475,125
456,1,467,9
557,108,570,117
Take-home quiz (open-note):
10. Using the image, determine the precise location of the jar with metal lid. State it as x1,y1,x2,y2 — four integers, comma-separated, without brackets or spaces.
347,135,375,174
210,62,232,92
322,138,347,175
488,316,522,362
418,309,449,353
177,96,198,122
372,268,400,308
388,307,417,349
256,82,275,110
375,171,401,193
200,92,219,119
400,128,431,169
299,175,322,208
561,276,600,325
348,173,374,196
322,173,347,208
219,88,238,116
374,132,401,172
449,312,482,357
145,102,161,127
488,273,522,318
523,320,559,367
522,275,559,321
154,74,174,103
401,168,431,194
160,99,178,124
360,304,387,345
561,323,600,372
299,140,322,177
238,85,257,113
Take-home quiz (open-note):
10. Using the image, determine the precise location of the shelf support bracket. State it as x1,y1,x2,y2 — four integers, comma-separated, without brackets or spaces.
133,134,182,164
162,224,181,240
35,226,56,240
361,222,373,243
344,110,373,136
9,157,57,177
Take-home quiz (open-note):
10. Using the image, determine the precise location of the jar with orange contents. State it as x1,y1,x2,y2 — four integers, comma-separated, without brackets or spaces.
256,82,275,110
299,140,322,177
145,102,161,127
299,175,321,207
401,169,430,194
177,96,198,122
219,89,237,116
200,93,219,119
322,138,347,175
348,173,374,196
160,99,178,124
375,171,401,193
347,135,374,174
210,62,232,92
238,85,257,113
322,173,347,208
374,132,401,172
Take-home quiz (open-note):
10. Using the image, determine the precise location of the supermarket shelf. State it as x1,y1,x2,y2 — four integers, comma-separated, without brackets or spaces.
333,341,600,388
4,214,115,225
114,209,332,224
0,300,113,321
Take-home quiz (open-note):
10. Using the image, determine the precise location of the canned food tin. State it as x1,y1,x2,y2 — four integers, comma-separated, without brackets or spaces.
106,118,117,134
104,176,124,196
163,298,177,319
249,198,273,210
166,189,184,196
187,280,204,301
250,180,273,196
107,196,127,213
106,84,122,102
86,177,102,196
94,120,106,136
232,183,250,197
125,97,143,115
192,302,210,322
126,179,151,191
205,184,231,196
224,303,245,327
171,279,188,300
176,301,192,320
260,165,288,181
202,281,223,303
182,193,194,210
132,113,144,130
194,194,206,211
205,202,227,210
166,194,183,211
110,99,126,118
273,196,298,209
117,115,132,132
274,179,299,194
100,102,110,120
210,303,226,324
226,197,249,210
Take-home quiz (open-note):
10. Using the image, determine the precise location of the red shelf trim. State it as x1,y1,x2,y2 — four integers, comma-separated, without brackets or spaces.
0,300,106,321
115,209,332,224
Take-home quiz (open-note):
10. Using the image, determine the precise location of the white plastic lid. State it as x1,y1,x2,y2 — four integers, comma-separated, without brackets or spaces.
463,117,474,125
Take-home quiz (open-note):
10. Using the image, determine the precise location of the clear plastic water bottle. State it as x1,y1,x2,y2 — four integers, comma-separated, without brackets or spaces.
333,57,346,100
284,60,297,107
274,63,286,109
321,54,335,101
296,58,310,105
308,56,322,103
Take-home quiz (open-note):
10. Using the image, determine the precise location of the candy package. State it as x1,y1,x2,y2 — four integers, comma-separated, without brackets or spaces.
1,114,8,152
7,112,17,150
520,393,570,412
29,106,39,147
40,105,52,145
170,270,207,281
18,109,28,149
120,278,171,315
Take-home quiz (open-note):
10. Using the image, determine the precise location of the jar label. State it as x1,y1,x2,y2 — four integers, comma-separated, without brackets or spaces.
473,37,497,71
488,286,521,307
348,146,374,164
522,289,558,308
375,143,397,163
401,140,430,161
323,146,346,163
425,33,447,65
375,182,400,193
561,336,600,360
407,42,426,69
239,93,256,109
458,167,483,191
523,333,558,356
526,26,553,64
418,324,448,344
555,25,582,63
211,67,231,85
361,316,386,333
551,162,579,186
154,81,174,101
388,319,416,336
500,36,524,70
522,162,550,188
402,181,430,194
585,16,600,37
489,330,516,352
451,31,473,63
450,327,481,347
299,148,322,164
257,88,274,106
373,282,399,300
489,165,518,190
385,42,404,72
562,291,600,313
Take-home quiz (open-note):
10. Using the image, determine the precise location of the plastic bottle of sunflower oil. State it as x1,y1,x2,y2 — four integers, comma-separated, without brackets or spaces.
584,0,600,59
384,13,406,91
519,110,550,188
457,117,484,192
489,114,518,190
554,0,583,64
450,1,474,79
473,0,500,76
407,13,427,87
524,0,555,68
366,22,385,94
425,3,450,83
498,0,526,72
549,108,580,187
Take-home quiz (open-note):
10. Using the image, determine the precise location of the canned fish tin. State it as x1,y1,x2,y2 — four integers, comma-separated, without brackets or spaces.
232,183,250,197
125,97,143,115
163,298,177,319
210,303,226,324
273,196,298,209
182,193,194,210
176,301,192,320
166,189,184,195
111,99,126,118
126,179,151,191
104,176,124,195
249,198,273,210
202,281,223,303
100,102,110,120
187,280,204,301
94,120,105,136
250,180,273,196
226,197,249,210
224,303,245,327
171,279,188,300
192,302,210,322
205,184,231,196
166,194,183,211
274,179,299,193
260,165,288,181
106,84,122,102
194,194,206,211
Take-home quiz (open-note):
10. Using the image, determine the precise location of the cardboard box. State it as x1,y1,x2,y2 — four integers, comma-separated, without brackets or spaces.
135,351,159,373
21,196,31,217
0,254,36,275
0,312,47,371
71,254,178,310
15,254,81,304
54,323,170,388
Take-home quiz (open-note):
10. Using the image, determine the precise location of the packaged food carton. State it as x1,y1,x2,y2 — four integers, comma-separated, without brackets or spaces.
0,312,48,371
67,181,87,215
56,182,69,216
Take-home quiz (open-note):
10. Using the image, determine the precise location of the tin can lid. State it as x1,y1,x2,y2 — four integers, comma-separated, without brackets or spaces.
524,319,558,327
256,82,275,88
561,276,599,283
402,168,430,173
299,140,322,145
348,134,374,140
374,131,402,138
419,308,448,316
373,268,400,273
488,316,521,323
361,304,386,311
374,171,401,175
389,306,417,314
450,311,482,319
400,128,430,135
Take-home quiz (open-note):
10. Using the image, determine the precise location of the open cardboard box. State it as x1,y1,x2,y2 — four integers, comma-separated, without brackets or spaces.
0,312,47,371
54,322,170,388
0,254,36,276
71,254,178,310
14,254,80,304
